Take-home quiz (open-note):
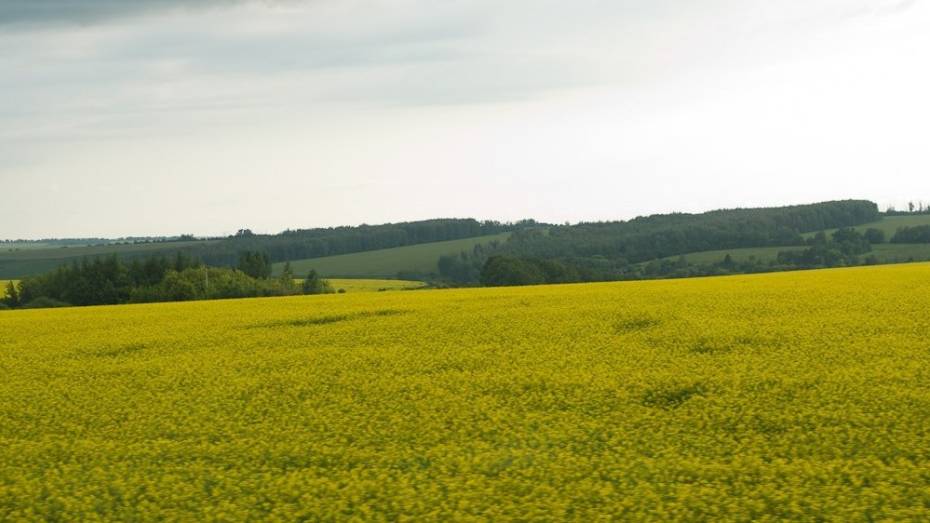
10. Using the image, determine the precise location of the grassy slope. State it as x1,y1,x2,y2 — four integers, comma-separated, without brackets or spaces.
274,232,511,278
2,264,930,519
801,214,930,238
0,240,215,261
1,242,96,250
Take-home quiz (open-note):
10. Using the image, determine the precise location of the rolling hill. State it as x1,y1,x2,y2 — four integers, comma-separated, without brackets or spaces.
273,233,511,278
6,205,930,283
0,219,516,280
0,240,217,280
800,214,930,239
666,214,930,266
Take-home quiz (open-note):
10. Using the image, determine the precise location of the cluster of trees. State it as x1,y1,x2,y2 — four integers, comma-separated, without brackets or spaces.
776,228,879,268
437,241,502,284
891,225,930,243
886,202,930,215
479,256,583,286
237,251,272,279
2,252,333,310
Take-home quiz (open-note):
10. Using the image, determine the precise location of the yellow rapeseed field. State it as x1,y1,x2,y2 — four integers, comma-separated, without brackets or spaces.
2,263,930,520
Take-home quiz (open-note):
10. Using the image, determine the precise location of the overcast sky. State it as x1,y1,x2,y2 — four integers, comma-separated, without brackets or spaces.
1,0,928,238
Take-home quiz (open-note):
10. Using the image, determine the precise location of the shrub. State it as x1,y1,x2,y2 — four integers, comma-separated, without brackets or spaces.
20,297,71,309
891,225,930,243
303,270,334,295
863,228,886,244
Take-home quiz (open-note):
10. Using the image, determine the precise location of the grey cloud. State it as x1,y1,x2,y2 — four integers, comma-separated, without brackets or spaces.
108,15,481,75
0,0,254,27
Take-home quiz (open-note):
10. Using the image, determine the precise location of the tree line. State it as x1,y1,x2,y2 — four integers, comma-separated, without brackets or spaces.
1,252,333,310
438,200,882,285
891,225,930,244
194,219,523,267
3,218,533,280
475,226,890,286
501,200,880,262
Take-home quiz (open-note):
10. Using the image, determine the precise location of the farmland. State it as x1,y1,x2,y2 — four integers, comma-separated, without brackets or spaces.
2,263,930,519
273,232,511,278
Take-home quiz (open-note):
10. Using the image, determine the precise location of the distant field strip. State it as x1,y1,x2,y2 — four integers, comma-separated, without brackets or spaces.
275,232,511,277
326,279,426,292
0,240,215,261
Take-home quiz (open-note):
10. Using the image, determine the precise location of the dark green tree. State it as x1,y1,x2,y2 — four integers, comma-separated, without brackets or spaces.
892,225,930,243
3,280,19,307
281,261,294,281
238,251,272,279
721,254,736,271
863,228,886,244
480,256,547,286
302,270,333,295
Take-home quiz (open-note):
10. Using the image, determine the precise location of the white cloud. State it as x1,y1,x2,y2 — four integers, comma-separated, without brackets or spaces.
0,0,928,237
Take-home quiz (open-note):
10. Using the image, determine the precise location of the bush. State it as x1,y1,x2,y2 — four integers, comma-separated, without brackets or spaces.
864,228,886,244
20,297,71,309
892,225,930,243
303,270,334,295
480,256,547,286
